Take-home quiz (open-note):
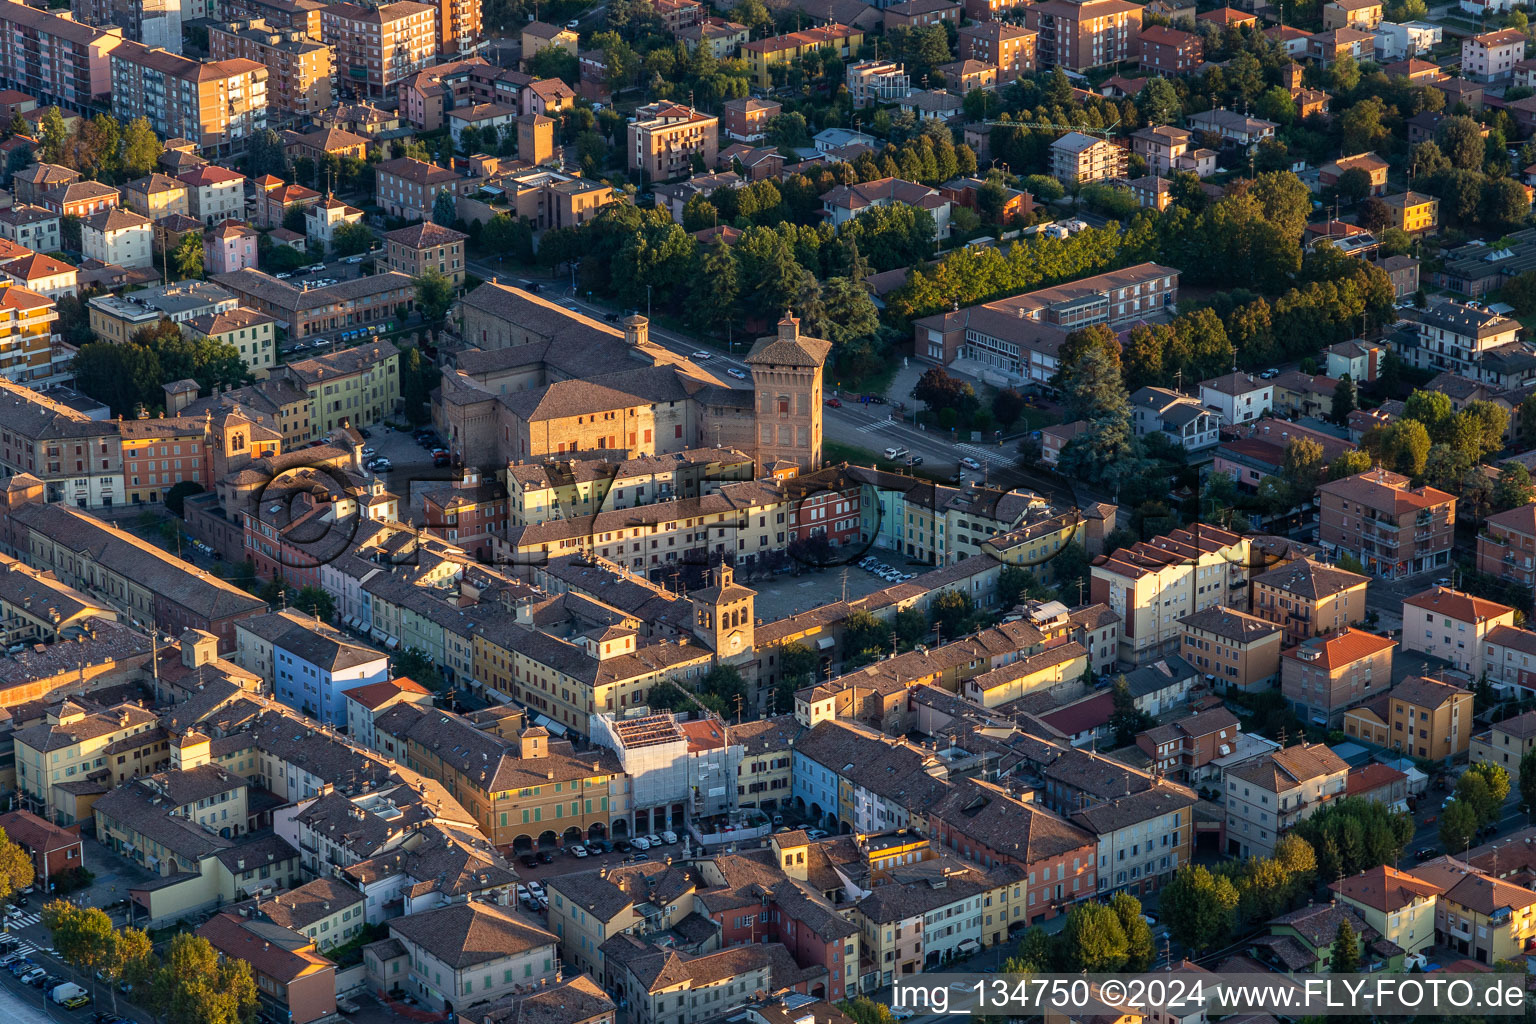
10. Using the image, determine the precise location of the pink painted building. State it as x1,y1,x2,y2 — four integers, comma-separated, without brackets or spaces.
204,220,259,275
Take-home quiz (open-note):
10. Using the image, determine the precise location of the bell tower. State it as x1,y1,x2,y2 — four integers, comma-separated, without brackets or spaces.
746,311,832,473
690,563,756,662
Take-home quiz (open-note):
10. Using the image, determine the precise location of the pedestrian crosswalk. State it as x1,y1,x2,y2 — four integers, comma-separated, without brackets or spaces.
4,912,40,929
955,443,1018,467
854,418,898,434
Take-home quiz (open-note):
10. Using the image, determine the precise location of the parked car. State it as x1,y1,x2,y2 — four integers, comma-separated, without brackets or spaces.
433,452,451,467
519,854,538,870
537,850,555,864
905,455,923,467
805,829,829,840
660,830,678,844
645,834,663,847
631,836,651,850
883,446,909,459
360,446,376,457
570,844,589,857
613,839,632,853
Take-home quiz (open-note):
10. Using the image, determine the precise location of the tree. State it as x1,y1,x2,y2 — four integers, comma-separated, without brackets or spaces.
171,231,204,281
101,926,152,1012
144,932,258,1024
0,827,33,906
774,642,818,713
1110,676,1152,746
165,481,204,517
1161,865,1239,953
1329,449,1374,480
819,277,879,346
1519,747,1536,817
44,899,115,998
1294,798,1414,878
414,268,454,321
393,646,446,691
1356,197,1392,234
1482,177,1530,229
931,590,973,642
1439,799,1479,854
247,128,285,179
1059,902,1128,972
121,117,160,178
842,610,889,666
37,105,67,165
1332,375,1357,425
992,388,1026,430
838,998,897,1024
1110,892,1155,971
330,221,375,258
431,188,457,228
1440,115,1486,170
1330,919,1360,974
1334,167,1373,205
1460,762,1510,823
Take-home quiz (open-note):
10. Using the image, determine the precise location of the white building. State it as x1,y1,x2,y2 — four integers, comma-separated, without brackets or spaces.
342,676,434,752
1199,371,1272,427
1130,386,1221,451
1373,21,1442,60
1401,586,1517,678
381,902,560,1012
80,209,153,269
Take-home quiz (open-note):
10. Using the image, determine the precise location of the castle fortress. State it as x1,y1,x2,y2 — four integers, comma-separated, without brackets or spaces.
434,282,829,473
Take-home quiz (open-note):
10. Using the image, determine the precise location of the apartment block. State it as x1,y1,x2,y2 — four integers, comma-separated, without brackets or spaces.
1409,301,1521,379
1401,586,1516,677
208,18,334,122
1317,469,1456,580
1250,558,1370,646
499,167,618,230
1139,24,1203,75
382,222,466,286
1179,607,1283,693
1282,627,1397,728
213,269,415,344
1343,674,1473,761
913,262,1179,379
720,96,779,142
1049,131,1127,185
1090,524,1250,664
1225,743,1349,858
957,21,1037,82
321,1,438,103
429,0,481,58
1477,503,1536,600
845,60,911,107
1025,0,1143,71
110,40,268,156
0,2,123,113
627,102,718,182
1463,27,1526,82
71,0,182,52
374,157,461,221
1136,706,1243,783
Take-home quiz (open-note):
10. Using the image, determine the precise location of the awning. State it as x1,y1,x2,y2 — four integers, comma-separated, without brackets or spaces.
816,637,835,650
385,637,400,651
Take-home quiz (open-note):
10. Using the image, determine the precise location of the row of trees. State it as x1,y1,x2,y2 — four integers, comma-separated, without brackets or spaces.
1440,762,1511,854
1160,833,1319,954
73,319,250,419
43,900,257,1024
15,107,161,185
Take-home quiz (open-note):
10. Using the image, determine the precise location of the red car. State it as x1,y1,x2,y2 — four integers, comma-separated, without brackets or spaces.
826,398,841,408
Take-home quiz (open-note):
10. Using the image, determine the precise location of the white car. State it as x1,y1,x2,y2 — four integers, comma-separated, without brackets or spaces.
660,830,678,844
805,829,829,840
646,834,664,847
959,456,982,470
571,845,589,857
345,256,365,264
690,350,712,361
726,367,747,380
526,881,545,898
360,446,376,457
275,272,292,279
632,836,651,850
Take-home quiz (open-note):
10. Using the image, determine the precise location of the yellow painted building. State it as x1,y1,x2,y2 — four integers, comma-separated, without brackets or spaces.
376,704,623,849
1383,191,1439,234
741,24,865,88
